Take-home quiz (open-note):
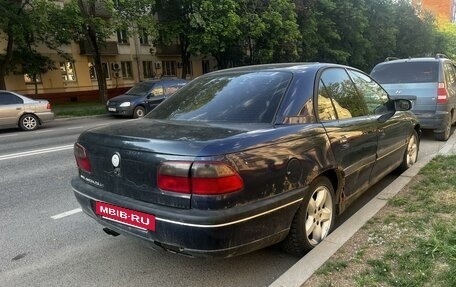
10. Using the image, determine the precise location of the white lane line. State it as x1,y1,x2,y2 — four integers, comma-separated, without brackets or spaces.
66,126,84,130
51,208,82,219
0,144,74,161
0,133,18,138
34,129,54,133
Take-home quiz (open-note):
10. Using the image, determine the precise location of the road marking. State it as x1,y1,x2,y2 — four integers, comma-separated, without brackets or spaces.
51,208,82,219
34,129,54,134
0,144,74,161
66,126,84,130
0,133,18,138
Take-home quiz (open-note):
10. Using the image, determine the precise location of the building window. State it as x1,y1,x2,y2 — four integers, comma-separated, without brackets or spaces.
202,60,211,74
143,61,154,78
24,74,42,84
139,30,149,45
117,29,129,44
184,61,193,78
60,62,77,81
121,61,133,78
163,60,176,76
102,62,110,79
88,62,97,80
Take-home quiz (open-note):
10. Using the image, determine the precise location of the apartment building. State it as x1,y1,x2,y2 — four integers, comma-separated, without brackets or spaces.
1,33,215,101
413,0,456,24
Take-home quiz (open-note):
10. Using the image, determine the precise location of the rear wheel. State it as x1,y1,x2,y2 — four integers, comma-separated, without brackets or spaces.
434,117,451,141
281,176,335,256
133,106,146,118
396,130,419,173
19,114,39,131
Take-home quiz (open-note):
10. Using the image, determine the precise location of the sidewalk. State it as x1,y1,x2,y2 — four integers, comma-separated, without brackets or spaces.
269,130,456,287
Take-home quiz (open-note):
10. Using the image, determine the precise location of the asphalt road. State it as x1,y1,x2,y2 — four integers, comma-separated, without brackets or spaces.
0,117,448,287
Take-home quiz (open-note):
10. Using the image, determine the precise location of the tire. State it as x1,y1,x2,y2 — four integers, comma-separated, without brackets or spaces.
396,130,419,173
19,114,39,131
133,106,146,118
434,117,451,141
281,176,336,256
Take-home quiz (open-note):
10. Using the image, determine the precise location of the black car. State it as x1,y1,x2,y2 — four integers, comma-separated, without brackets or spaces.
72,63,420,258
106,78,188,118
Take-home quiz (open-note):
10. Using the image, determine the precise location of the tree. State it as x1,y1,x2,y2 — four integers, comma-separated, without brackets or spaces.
154,0,193,78
189,0,241,69
257,0,300,63
393,1,438,58
63,0,156,103
0,0,72,90
363,0,398,70
437,23,456,59
239,0,267,65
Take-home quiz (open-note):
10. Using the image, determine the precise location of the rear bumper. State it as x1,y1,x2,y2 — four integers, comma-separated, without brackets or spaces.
36,112,54,123
71,176,303,258
415,111,449,131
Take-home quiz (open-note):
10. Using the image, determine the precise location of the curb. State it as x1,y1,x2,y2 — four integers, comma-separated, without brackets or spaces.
269,131,456,287
54,114,111,122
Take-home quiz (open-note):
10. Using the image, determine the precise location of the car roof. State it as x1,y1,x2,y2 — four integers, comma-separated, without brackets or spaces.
203,62,358,76
376,56,451,66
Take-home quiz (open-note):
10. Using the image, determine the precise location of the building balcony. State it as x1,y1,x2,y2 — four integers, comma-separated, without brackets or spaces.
79,41,119,56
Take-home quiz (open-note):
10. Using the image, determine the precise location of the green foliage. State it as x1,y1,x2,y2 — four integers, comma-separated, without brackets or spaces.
189,0,242,68
257,0,301,63
0,0,73,89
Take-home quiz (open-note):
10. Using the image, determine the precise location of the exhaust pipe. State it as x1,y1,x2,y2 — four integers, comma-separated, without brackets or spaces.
103,227,120,237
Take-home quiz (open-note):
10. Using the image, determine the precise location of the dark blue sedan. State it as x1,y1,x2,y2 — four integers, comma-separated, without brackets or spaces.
72,63,420,258
106,78,188,118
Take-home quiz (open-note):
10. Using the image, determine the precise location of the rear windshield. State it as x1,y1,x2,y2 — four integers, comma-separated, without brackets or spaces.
371,62,439,84
147,71,292,123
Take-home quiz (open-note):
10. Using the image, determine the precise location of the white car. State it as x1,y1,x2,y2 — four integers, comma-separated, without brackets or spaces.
0,90,54,131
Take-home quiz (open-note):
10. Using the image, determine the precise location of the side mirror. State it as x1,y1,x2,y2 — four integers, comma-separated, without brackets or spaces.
394,99,412,111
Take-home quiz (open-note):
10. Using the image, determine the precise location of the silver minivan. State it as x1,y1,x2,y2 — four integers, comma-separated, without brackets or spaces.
371,55,456,141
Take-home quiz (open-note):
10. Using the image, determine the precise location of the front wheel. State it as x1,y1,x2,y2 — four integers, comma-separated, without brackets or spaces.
19,114,39,131
133,106,146,118
281,176,336,256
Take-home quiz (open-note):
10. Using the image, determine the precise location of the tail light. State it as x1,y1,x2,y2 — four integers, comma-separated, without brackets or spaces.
46,103,51,110
437,83,448,104
74,143,92,173
158,161,244,195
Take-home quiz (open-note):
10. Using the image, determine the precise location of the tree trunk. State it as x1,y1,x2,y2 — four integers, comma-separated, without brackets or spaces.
0,26,16,90
180,36,190,79
78,0,108,103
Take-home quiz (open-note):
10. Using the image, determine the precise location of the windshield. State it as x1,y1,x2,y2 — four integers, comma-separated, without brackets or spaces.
371,62,439,84
125,82,156,96
147,71,292,123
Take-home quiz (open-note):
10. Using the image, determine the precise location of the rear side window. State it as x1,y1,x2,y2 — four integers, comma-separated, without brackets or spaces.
443,62,456,86
371,62,439,84
148,71,292,123
0,92,23,105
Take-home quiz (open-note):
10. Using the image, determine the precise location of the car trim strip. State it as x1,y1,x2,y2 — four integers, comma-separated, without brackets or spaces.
73,187,302,229
156,199,303,228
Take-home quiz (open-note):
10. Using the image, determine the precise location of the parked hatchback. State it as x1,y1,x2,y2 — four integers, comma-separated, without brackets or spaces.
0,90,54,131
106,78,188,118
72,63,420,258
371,54,456,141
